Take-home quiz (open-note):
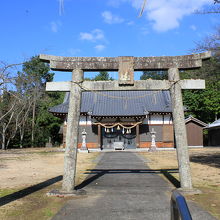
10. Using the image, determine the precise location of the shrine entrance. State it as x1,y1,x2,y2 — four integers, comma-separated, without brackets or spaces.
102,127,136,150
40,52,211,193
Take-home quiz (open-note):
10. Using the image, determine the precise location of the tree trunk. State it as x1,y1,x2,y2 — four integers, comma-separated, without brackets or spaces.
31,98,36,148
2,123,6,150
19,126,24,148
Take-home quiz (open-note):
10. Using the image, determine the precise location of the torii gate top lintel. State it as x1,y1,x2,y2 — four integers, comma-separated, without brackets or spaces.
40,52,211,88
39,52,211,72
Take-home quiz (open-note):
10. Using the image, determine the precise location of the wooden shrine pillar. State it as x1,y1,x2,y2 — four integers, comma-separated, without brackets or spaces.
168,68,192,189
62,69,83,192
98,124,101,149
136,124,140,148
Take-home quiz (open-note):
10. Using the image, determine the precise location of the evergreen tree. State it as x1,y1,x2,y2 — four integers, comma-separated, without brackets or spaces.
181,58,220,123
10,56,64,148
140,71,167,80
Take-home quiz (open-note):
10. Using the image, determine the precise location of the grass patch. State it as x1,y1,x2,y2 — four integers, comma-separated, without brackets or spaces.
0,152,99,220
187,186,220,219
140,148,220,220
0,189,18,197
0,183,69,220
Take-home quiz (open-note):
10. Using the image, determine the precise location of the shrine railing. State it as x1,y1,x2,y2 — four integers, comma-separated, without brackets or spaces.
170,190,192,220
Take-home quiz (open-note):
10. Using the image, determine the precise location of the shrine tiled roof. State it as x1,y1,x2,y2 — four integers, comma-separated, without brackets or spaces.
49,91,172,117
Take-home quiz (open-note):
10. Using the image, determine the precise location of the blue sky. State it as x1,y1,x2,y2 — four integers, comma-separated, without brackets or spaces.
0,0,219,81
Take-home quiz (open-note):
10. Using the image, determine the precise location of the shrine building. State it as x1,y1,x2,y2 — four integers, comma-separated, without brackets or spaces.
50,90,175,150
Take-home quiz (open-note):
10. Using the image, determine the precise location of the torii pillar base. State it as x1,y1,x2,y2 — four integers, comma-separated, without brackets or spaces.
175,188,202,195
46,189,87,197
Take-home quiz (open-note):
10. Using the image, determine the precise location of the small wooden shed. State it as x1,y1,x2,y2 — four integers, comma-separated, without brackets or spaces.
185,116,207,147
205,119,220,146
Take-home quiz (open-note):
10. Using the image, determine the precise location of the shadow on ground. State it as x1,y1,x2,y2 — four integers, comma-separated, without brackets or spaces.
0,175,63,207
190,153,220,168
75,169,180,190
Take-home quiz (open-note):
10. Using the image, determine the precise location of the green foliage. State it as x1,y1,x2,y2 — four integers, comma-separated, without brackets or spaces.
93,71,113,81
2,56,64,148
181,57,220,123
84,71,113,81
34,92,64,146
140,70,168,80
22,56,54,84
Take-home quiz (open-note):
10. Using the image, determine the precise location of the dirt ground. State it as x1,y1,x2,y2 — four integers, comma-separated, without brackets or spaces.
0,150,63,189
0,147,220,219
140,147,220,219
0,148,99,220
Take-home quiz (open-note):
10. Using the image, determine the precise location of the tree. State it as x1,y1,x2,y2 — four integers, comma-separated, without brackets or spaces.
140,70,167,80
93,71,113,81
0,57,64,149
0,62,24,149
0,92,15,150
184,0,220,123
194,1,220,54
181,58,220,122
34,92,64,147
84,71,113,81
195,1,220,14
19,56,54,147
194,27,220,55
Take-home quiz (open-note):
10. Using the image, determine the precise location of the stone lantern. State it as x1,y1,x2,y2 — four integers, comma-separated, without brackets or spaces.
149,128,157,152
81,129,88,152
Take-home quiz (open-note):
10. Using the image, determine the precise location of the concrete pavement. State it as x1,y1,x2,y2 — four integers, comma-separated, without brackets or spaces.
53,152,216,220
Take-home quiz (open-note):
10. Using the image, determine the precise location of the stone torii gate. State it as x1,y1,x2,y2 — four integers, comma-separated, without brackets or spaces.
40,52,211,193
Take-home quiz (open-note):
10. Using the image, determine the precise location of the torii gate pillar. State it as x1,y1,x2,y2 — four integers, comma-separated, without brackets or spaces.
168,68,192,189
62,69,83,192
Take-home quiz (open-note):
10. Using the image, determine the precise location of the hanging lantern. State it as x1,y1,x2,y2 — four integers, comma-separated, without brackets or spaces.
106,128,110,133
126,129,129,134
117,125,120,130
111,128,114,132
105,127,107,132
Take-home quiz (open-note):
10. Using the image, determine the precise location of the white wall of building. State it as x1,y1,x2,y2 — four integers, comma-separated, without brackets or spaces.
143,114,172,124
78,114,172,125
79,116,92,125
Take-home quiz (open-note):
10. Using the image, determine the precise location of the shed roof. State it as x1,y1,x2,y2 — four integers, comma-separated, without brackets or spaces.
49,91,172,117
205,119,220,129
185,115,207,127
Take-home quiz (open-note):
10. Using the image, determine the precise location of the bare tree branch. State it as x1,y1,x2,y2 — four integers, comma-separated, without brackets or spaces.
192,27,220,54
0,102,16,122
195,0,220,14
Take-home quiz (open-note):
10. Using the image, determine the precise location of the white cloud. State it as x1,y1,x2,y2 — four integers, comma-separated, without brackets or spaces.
108,0,210,32
79,29,105,41
144,0,210,32
127,21,135,26
102,11,124,24
50,21,62,33
94,44,106,52
190,25,197,31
